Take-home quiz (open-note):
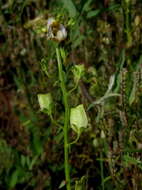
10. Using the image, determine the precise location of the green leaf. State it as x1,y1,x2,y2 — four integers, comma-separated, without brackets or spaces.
129,80,137,106
123,154,142,170
61,0,78,17
87,10,101,18
105,75,115,95
33,135,43,155
29,156,38,170
75,176,86,190
59,180,66,189
9,169,19,188
72,35,85,48
103,176,111,184
21,155,26,167
88,74,120,110
107,4,120,12
82,0,93,12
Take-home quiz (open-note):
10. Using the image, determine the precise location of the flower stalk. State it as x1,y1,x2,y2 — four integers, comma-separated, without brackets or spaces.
56,47,71,190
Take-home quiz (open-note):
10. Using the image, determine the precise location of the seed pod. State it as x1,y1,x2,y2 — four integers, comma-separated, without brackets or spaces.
37,93,53,115
70,104,88,134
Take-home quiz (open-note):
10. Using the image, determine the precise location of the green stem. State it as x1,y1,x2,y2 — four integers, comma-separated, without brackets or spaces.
50,114,63,129
69,132,80,146
56,47,71,190
68,80,79,95
100,152,105,190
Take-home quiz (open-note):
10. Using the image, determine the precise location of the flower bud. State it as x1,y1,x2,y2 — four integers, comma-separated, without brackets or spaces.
72,64,85,83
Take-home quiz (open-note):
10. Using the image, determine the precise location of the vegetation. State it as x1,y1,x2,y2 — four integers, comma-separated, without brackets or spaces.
1,0,142,189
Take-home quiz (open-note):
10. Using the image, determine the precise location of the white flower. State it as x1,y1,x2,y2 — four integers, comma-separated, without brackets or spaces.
47,17,56,28
56,24,67,41
47,17,67,42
